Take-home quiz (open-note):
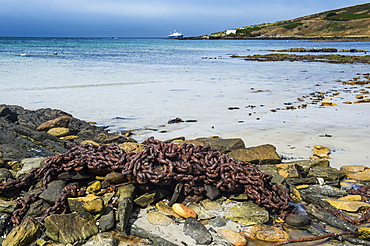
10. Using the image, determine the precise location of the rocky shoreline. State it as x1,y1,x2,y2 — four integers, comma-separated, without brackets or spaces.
1,105,370,246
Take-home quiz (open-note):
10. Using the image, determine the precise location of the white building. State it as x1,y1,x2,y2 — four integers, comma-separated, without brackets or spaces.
226,29,237,35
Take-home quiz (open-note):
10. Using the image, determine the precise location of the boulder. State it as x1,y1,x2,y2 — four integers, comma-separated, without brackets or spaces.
2,218,40,246
195,137,246,153
228,144,281,164
224,201,269,226
340,165,370,181
16,157,46,178
250,224,290,242
39,180,66,204
36,116,70,131
68,194,104,213
307,166,344,181
44,212,99,245
183,217,213,245
218,229,248,246
47,127,70,137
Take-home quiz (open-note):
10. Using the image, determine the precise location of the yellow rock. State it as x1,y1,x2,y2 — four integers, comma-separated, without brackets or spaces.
359,227,370,240
118,142,145,153
313,145,331,159
47,127,70,137
67,194,104,213
338,195,362,201
80,140,100,146
291,187,302,201
323,198,370,212
156,201,180,217
218,229,248,246
60,135,79,140
86,181,101,194
295,184,309,190
172,203,197,218
321,102,338,106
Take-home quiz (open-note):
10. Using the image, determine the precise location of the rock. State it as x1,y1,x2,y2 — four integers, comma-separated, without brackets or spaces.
225,201,269,226
183,217,213,245
47,127,70,137
0,200,17,214
98,206,115,232
228,144,281,164
307,166,343,181
68,194,104,213
285,159,330,170
338,195,362,201
16,157,46,178
341,165,370,181
25,199,51,218
285,214,312,227
359,227,370,240
129,225,177,246
312,145,331,159
37,116,71,131
80,140,100,146
257,165,285,185
82,232,117,246
341,165,367,173
104,172,126,184
306,204,358,232
322,198,370,212
250,224,290,242
172,203,197,218
86,181,102,194
0,106,18,123
116,183,136,200
156,201,181,217
204,184,221,200
187,203,216,220
195,137,246,154
39,180,66,204
301,185,346,197
273,163,301,178
147,211,173,226
117,197,134,233
0,168,13,182
218,229,248,246
134,188,170,207
200,199,222,211
118,142,145,153
209,216,227,227
0,152,4,167
2,217,41,246
44,212,99,245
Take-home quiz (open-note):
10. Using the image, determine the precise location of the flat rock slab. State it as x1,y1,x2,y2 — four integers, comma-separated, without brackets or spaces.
228,144,281,164
195,137,246,153
44,212,99,245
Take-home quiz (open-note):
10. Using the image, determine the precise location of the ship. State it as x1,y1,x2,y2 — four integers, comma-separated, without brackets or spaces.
168,30,184,38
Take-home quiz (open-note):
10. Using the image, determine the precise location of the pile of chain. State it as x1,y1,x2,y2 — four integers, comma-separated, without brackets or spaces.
0,137,292,225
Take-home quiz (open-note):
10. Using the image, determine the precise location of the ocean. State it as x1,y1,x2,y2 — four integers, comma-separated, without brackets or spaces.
1,37,370,151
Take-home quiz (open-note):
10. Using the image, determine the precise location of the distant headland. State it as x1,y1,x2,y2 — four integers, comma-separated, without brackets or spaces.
184,3,370,41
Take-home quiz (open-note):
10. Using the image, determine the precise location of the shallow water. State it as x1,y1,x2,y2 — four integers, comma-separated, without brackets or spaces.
1,38,370,166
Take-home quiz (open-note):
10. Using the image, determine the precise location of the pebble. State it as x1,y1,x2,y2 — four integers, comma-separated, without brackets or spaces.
172,203,197,218
285,213,312,227
146,211,173,226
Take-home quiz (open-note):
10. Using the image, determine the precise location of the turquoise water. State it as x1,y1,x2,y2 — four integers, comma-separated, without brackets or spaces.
1,37,369,141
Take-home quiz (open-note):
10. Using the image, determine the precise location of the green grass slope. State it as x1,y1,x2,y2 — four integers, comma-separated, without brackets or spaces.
204,3,370,39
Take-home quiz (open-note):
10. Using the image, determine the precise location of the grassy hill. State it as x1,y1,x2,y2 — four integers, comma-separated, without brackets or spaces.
201,3,370,39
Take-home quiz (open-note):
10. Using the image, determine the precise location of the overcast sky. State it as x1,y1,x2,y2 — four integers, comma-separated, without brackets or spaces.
0,0,369,37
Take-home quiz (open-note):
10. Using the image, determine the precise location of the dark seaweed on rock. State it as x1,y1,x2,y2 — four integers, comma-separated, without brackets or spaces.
0,137,292,225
